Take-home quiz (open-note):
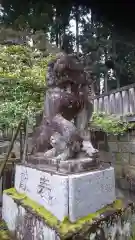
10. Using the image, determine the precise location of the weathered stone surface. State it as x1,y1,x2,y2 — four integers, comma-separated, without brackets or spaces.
88,205,135,240
15,164,69,221
129,134,135,142
130,130,135,136
130,153,135,166
125,165,135,179
2,192,59,240
116,164,135,192
122,153,130,163
115,152,130,164
114,163,123,176
108,142,118,152
98,150,112,163
14,164,116,223
117,177,131,190
93,130,135,194
98,141,107,150
118,142,135,153
2,188,135,240
115,153,121,162
119,134,129,142
28,155,99,174
0,142,9,154
106,131,135,185
58,157,99,173
29,53,98,166
111,153,116,164
107,135,118,142
68,167,115,222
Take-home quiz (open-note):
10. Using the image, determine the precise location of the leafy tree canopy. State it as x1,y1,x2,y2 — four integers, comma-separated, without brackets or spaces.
0,44,54,129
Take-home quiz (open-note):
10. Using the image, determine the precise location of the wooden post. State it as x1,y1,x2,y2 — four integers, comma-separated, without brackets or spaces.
20,125,23,161
0,97,33,179
22,119,28,163
0,120,22,178
104,71,108,93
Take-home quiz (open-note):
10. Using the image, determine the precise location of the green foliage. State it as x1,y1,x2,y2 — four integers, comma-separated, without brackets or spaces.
91,112,135,135
0,44,54,129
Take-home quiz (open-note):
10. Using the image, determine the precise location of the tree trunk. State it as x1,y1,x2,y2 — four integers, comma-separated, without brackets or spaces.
56,30,59,47
22,120,28,163
104,72,108,93
75,6,79,55
104,49,108,93
20,125,24,161
0,120,22,179
112,34,120,89
55,7,60,47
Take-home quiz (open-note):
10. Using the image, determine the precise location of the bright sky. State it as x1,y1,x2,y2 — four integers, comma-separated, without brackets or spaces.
69,14,91,36
69,19,76,35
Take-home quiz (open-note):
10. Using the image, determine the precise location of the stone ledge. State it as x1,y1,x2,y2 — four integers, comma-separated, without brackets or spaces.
27,154,100,174
2,188,135,240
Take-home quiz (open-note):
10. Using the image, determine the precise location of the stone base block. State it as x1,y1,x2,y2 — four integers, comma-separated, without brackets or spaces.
15,164,69,221
27,154,99,173
68,168,115,222
2,190,59,240
2,188,135,240
14,164,116,222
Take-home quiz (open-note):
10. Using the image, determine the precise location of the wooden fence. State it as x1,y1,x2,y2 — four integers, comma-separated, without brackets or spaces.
92,83,135,117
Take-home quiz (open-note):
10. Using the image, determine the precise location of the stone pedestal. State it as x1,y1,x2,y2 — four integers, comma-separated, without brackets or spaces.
2,188,135,240
10,163,115,222
2,163,118,239
2,191,59,240
3,163,135,240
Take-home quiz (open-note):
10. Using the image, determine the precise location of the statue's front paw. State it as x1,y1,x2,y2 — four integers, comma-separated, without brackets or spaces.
53,155,67,162
86,148,98,156
83,140,98,157
85,149,93,157
52,156,61,163
52,149,70,162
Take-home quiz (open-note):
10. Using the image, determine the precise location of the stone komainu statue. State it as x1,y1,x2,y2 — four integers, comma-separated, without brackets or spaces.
29,52,97,164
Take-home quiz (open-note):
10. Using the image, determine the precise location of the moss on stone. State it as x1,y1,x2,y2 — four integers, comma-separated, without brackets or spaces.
0,220,11,240
115,153,121,162
4,188,25,200
91,112,135,135
130,237,135,240
4,188,125,239
0,231,10,240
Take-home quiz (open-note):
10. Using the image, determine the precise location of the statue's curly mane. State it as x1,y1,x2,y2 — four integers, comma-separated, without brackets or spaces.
46,52,86,88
